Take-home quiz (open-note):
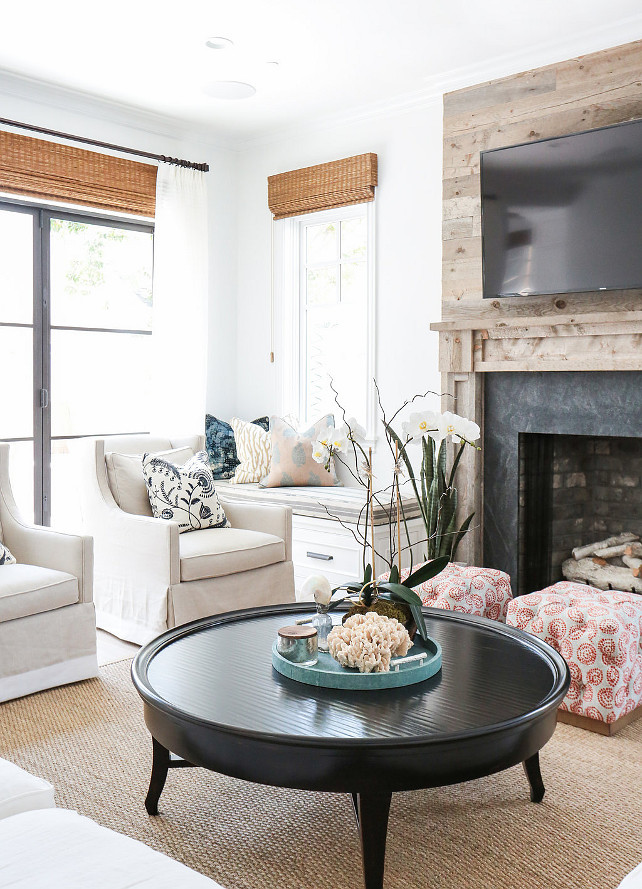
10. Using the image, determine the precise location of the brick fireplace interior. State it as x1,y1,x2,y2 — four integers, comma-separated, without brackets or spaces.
482,370,642,595
518,433,642,596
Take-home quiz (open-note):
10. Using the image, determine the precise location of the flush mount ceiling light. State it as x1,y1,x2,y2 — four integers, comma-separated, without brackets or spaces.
204,80,256,100
205,37,234,50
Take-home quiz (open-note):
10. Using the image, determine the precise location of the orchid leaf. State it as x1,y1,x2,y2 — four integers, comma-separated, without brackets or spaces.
389,564,399,585
404,555,449,589
377,581,428,641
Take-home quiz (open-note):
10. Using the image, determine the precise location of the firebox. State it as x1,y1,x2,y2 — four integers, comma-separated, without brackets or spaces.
518,434,642,596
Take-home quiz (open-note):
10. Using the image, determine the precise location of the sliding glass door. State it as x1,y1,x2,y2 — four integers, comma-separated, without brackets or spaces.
0,199,153,527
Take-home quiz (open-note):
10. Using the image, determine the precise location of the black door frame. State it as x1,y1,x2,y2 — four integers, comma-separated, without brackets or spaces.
0,197,153,524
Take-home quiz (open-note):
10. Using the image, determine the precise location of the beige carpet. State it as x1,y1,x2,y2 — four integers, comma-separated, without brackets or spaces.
0,660,640,889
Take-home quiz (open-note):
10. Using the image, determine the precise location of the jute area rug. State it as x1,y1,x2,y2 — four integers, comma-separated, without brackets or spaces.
0,660,640,889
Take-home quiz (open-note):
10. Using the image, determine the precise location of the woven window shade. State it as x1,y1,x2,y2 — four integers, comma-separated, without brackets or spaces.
268,153,377,219
0,130,157,216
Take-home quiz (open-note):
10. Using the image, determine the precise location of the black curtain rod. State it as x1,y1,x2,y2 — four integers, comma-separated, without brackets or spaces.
0,116,209,173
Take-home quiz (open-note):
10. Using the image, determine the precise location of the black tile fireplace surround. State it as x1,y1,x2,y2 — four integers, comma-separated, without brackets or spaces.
483,371,642,593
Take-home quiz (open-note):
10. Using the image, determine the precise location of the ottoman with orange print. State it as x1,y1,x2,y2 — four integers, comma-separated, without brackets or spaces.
506,581,642,728
379,562,512,622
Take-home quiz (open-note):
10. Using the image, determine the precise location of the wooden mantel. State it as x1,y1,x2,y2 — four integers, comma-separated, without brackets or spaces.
436,39,642,567
432,305,642,374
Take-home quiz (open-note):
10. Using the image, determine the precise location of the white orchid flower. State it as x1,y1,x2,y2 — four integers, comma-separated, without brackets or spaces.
312,443,330,464
317,430,331,448
346,417,366,440
402,410,443,440
330,426,349,454
300,573,333,606
443,412,480,444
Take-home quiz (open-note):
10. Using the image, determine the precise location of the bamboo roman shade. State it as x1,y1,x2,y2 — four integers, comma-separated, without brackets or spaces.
0,130,157,216
268,153,378,219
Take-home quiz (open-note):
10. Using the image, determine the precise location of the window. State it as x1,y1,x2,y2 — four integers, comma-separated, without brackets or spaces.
0,199,153,527
275,202,375,435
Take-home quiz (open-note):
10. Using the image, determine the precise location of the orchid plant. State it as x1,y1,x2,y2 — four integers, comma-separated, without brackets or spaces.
397,408,480,561
307,386,480,642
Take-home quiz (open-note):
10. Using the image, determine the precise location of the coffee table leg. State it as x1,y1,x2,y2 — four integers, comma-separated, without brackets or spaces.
352,791,392,889
523,752,545,803
145,737,170,815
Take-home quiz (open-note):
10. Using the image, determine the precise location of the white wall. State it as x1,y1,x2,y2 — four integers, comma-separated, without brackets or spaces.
0,77,239,418
233,101,444,473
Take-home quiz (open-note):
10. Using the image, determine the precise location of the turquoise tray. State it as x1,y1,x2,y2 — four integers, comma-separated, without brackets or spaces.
271,636,442,690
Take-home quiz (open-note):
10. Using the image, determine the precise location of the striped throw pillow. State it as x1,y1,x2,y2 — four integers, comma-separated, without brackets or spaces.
230,417,271,484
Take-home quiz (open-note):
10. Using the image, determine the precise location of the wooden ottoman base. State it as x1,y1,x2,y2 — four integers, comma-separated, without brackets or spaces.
557,705,642,736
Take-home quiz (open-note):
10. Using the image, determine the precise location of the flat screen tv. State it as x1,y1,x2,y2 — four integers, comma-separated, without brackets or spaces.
481,117,642,298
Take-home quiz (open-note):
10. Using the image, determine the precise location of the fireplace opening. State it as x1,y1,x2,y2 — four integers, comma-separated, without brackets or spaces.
518,434,642,596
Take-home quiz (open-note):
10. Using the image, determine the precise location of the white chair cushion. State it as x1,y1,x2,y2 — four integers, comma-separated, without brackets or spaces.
105,447,195,516
180,528,286,582
0,809,222,887
0,759,55,820
0,564,78,623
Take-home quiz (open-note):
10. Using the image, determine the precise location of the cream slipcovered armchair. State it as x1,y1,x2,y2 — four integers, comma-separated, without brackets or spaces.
0,444,97,702
81,434,295,644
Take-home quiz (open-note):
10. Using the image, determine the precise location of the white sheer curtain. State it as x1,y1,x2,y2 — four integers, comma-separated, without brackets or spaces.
151,163,209,435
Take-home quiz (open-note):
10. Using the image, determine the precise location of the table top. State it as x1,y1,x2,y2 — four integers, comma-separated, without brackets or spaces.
133,603,568,748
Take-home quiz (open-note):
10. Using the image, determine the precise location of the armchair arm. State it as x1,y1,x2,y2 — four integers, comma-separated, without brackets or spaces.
88,500,181,589
220,499,292,562
5,522,94,605
81,438,181,588
0,443,94,601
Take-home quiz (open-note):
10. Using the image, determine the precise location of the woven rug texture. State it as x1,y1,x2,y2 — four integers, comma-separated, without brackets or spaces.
0,659,640,889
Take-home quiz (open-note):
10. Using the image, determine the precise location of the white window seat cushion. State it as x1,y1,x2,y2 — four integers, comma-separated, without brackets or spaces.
0,808,223,888
0,759,55,820
0,565,78,623
179,528,285,582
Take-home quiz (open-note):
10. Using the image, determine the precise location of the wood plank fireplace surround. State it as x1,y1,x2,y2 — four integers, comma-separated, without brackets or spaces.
433,39,642,590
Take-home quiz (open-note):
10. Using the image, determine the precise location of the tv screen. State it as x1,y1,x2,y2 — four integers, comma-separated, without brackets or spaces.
481,118,642,298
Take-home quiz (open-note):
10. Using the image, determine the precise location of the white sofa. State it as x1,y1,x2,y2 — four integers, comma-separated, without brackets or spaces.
81,434,295,644
0,758,223,887
0,444,98,702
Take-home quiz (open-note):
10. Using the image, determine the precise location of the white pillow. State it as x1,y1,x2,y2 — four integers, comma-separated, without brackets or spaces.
0,540,16,566
142,450,230,534
105,447,194,515
230,417,271,484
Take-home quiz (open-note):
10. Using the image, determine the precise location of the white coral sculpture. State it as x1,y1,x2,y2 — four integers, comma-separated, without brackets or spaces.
327,612,412,674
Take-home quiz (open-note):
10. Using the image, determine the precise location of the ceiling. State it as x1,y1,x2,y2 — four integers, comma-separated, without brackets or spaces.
1,1,641,144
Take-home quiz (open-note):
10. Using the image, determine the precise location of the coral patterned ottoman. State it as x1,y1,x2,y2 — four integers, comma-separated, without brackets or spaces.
506,582,642,732
379,563,512,622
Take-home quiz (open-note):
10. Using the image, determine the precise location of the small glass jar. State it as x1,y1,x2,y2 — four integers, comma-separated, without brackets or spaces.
312,606,333,652
276,625,318,666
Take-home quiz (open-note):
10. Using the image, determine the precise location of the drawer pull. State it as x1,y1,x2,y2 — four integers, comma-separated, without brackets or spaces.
307,551,334,561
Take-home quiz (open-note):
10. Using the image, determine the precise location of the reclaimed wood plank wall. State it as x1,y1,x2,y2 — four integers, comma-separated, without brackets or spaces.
442,39,642,323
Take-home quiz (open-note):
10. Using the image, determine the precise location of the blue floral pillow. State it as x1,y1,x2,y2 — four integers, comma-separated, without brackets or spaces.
142,450,230,534
205,415,269,479
0,540,16,565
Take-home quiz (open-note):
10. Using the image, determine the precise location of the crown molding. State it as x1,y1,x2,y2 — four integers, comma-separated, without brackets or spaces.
423,14,642,97
235,17,642,152
0,67,237,153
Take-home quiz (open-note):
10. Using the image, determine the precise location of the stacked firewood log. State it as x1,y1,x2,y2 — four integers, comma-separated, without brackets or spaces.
562,532,642,593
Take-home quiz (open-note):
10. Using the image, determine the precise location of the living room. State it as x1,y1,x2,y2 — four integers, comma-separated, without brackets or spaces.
1,2,642,888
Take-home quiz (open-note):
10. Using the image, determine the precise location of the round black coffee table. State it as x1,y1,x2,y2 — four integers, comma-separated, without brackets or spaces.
132,603,569,889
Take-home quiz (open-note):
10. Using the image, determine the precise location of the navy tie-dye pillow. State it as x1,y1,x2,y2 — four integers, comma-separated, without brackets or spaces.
205,414,269,479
